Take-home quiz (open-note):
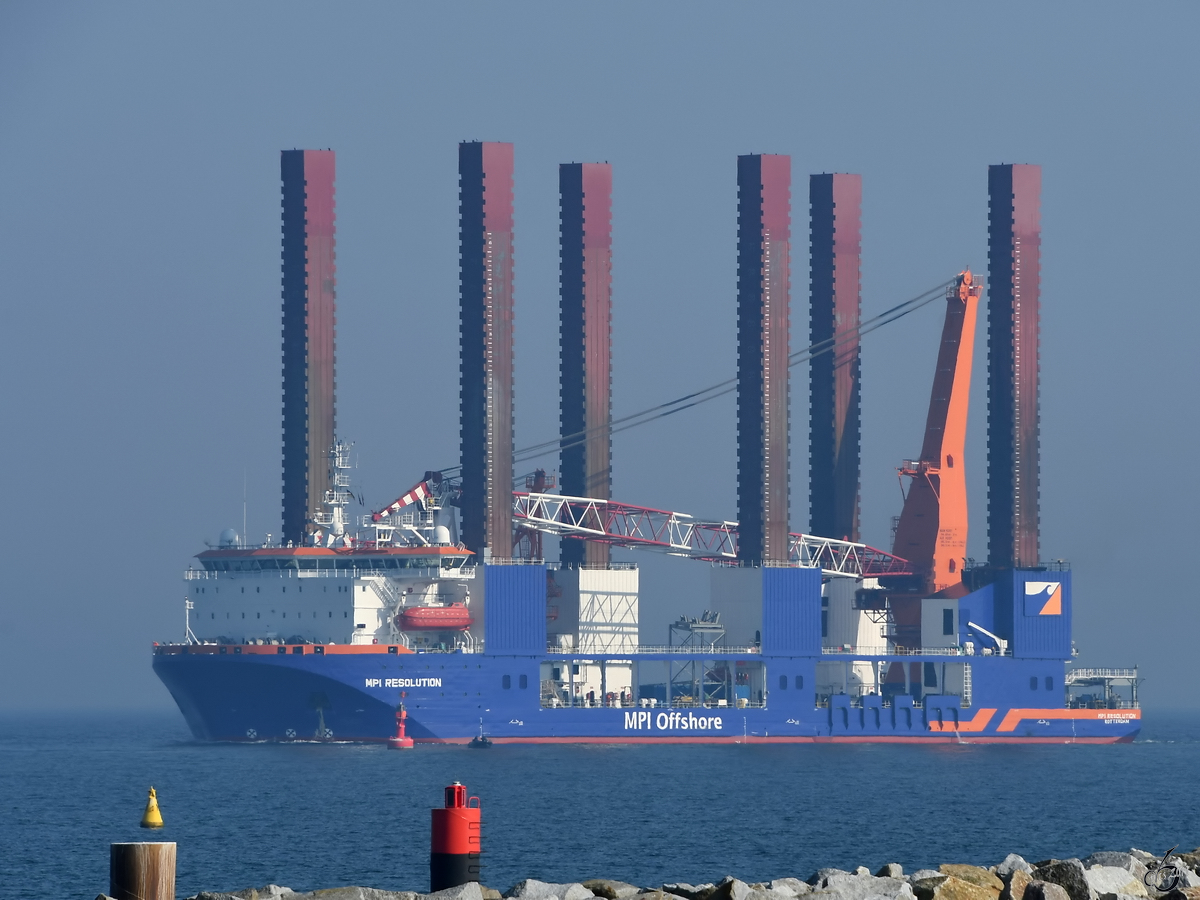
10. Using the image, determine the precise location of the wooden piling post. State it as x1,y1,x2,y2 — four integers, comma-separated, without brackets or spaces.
110,842,176,900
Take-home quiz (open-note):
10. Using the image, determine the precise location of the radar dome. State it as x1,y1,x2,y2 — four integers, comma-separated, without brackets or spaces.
218,528,239,548
433,525,452,545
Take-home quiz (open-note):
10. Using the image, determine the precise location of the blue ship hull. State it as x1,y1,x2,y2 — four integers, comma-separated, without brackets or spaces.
152,647,1140,744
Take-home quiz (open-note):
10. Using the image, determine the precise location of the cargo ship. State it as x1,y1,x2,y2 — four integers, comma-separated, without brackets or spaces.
153,152,1140,744
153,447,1141,745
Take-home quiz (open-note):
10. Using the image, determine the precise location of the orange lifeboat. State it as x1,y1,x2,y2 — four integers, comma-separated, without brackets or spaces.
396,603,473,632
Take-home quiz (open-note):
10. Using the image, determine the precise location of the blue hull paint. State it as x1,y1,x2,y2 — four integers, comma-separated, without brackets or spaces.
152,651,1141,744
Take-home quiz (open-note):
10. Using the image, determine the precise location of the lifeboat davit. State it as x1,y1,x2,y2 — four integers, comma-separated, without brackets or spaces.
397,603,473,632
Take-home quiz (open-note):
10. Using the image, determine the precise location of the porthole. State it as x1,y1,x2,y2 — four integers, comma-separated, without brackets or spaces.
519,674,528,689
1045,676,1054,691
502,675,511,689
1030,676,1038,690
795,675,803,689
779,675,787,690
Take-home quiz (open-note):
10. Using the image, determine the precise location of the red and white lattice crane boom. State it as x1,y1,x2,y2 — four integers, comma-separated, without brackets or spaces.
511,491,911,578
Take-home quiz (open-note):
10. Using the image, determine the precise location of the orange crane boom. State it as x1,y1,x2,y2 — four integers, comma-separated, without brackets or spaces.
891,270,983,595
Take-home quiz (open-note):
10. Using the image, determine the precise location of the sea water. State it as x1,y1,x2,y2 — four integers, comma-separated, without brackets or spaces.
1,710,1198,899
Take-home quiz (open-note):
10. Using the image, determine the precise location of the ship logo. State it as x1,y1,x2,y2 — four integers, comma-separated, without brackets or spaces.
1024,581,1062,616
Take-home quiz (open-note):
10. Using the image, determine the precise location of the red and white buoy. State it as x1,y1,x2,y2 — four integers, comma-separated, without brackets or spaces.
388,703,414,750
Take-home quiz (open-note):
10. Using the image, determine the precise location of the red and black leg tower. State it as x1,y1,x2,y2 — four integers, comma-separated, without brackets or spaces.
987,164,1041,570
558,162,614,567
808,173,862,544
736,154,792,564
280,149,336,546
459,142,515,562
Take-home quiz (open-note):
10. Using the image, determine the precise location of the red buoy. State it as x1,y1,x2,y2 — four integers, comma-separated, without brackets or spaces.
430,782,481,891
388,704,414,750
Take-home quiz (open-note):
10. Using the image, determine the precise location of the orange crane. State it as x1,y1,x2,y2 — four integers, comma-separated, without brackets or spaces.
891,269,983,597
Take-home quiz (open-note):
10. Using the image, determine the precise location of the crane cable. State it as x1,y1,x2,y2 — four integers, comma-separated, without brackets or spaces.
434,276,957,480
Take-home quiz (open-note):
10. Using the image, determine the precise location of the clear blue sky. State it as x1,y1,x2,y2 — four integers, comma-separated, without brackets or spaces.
1,2,1196,709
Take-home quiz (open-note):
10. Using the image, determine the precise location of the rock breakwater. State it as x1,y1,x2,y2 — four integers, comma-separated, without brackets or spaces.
100,846,1200,900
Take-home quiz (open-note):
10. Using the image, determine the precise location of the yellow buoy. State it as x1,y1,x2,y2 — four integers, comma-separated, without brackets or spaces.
140,786,164,829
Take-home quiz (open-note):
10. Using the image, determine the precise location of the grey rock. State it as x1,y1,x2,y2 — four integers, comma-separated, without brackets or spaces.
483,890,504,900
911,875,947,886
910,875,950,900
1178,856,1200,877
878,868,904,880
1084,867,1147,900
584,882,641,900
1152,869,1200,895
709,878,753,900
747,891,800,900
426,885,486,900
856,871,872,878
662,885,715,900
506,882,592,900
813,874,914,900
1086,856,1145,875
769,880,812,896
1032,861,1095,900
1177,870,1200,890
1024,885,1071,900
1131,854,1158,865
809,872,853,889
999,859,1035,881
299,889,418,900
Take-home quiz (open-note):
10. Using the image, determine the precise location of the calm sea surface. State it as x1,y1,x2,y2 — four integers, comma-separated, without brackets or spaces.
2,710,1198,900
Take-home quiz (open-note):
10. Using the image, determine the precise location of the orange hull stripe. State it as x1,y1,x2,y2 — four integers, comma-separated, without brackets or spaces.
927,708,996,732
997,708,1141,732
